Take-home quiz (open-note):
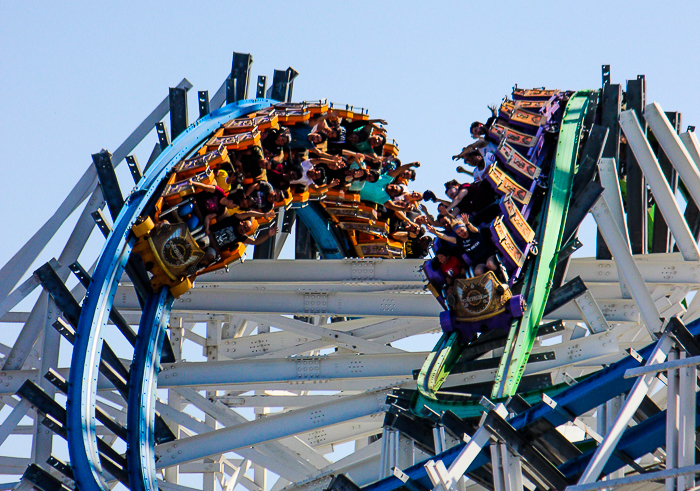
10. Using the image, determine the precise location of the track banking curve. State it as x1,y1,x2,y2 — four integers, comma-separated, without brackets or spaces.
67,99,274,491
70,93,584,491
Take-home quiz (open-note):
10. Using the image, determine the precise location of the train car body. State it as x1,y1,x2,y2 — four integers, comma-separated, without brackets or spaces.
128,99,413,297
413,87,591,414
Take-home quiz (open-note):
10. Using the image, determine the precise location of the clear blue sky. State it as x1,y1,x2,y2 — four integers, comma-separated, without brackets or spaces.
2,1,700,274
1,1,700,486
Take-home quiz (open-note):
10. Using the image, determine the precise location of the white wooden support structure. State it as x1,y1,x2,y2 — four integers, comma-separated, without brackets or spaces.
115,287,443,319
0,399,31,448
379,428,401,480
597,394,624,482
645,102,700,209
619,109,700,261
590,194,664,335
573,291,611,334
425,404,509,491
666,348,679,491
678,351,697,491
5,68,700,491
576,332,675,485
0,78,193,303
433,425,447,455
155,389,389,468
567,464,700,491
680,130,700,170
490,443,523,491
623,352,700,378
597,158,631,299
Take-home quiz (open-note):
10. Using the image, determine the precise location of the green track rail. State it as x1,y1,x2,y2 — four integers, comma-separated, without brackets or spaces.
492,91,590,398
411,92,590,416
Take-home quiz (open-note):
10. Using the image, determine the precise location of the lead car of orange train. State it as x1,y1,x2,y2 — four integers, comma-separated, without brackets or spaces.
129,101,409,297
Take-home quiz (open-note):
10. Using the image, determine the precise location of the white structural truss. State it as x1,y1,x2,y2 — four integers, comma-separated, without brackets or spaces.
3,75,700,491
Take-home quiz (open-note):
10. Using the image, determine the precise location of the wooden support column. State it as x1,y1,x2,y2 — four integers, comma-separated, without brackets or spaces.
625,76,647,254
597,69,621,260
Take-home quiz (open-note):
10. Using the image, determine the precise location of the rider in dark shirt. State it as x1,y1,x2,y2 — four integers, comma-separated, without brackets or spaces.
405,236,433,259
261,127,291,156
209,216,279,254
246,180,276,212
427,218,505,280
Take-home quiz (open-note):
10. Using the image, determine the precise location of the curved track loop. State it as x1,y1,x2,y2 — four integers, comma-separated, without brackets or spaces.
127,287,174,491
67,99,272,491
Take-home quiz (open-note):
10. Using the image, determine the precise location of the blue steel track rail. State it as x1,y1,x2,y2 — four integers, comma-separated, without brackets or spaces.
363,318,700,491
67,99,274,491
127,287,174,491
296,202,347,259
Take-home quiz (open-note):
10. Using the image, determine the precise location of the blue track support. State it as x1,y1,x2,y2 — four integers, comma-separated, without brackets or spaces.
296,203,346,259
67,99,273,491
127,287,173,491
364,318,700,491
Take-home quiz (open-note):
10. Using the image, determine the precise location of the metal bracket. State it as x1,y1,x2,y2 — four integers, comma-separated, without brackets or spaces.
156,121,170,150
17,380,130,485
198,90,210,119
256,75,267,99
69,261,137,345
304,293,329,314
392,467,429,491
574,290,611,333
296,358,321,380
230,52,253,101
90,208,111,238
557,238,583,264
92,149,124,220
125,155,142,184
484,408,570,490
46,456,74,482
543,276,587,317
350,260,377,281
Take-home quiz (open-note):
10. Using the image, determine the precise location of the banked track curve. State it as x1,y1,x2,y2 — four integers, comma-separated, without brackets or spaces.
69,99,278,491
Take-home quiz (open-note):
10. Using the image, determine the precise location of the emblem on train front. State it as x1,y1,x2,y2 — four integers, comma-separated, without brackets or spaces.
461,280,492,314
162,237,192,266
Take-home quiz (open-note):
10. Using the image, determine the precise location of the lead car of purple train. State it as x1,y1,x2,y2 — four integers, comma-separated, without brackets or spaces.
422,87,567,342
424,248,527,342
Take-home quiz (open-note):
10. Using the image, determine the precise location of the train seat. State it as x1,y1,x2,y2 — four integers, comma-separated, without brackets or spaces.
489,216,525,272
324,204,378,222
174,146,230,178
485,164,532,205
489,124,538,154
277,108,311,125
337,220,389,237
513,88,559,100
498,195,535,245
223,113,279,134
355,239,403,258
329,102,369,121
496,141,542,182
162,168,215,207
205,129,261,152
383,139,399,157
